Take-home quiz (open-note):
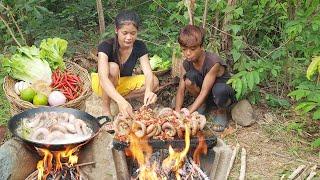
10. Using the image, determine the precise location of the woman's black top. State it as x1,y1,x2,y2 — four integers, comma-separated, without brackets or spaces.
98,38,148,77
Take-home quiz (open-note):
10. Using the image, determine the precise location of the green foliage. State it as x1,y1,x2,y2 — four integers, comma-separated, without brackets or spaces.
311,138,320,148
265,94,291,109
288,81,320,120
306,56,320,80
286,122,304,135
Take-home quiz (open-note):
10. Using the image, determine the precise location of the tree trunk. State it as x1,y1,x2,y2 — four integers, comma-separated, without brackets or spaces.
96,0,105,38
221,0,237,69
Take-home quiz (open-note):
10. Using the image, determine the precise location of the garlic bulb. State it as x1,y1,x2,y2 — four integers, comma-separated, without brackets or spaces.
14,81,31,95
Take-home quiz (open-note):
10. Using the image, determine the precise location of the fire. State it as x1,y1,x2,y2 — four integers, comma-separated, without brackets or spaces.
36,146,79,180
127,133,158,180
162,124,190,179
127,123,208,179
192,132,208,165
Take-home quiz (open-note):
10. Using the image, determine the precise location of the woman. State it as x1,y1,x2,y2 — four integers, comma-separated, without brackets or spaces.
91,10,159,118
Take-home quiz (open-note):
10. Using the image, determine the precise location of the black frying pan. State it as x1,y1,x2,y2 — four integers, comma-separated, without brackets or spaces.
8,107,111,151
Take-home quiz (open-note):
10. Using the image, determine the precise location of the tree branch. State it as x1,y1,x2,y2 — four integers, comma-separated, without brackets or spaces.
0,3,26,45
0,14,21,47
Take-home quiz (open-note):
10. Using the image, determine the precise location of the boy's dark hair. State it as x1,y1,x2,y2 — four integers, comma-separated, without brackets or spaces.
178,25,205,47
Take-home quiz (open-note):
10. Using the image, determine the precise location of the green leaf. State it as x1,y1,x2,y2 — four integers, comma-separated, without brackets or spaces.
253,71,260,84
302,103,317,113
271,69,278,77
247,72,255,91
230,25,241,35
241,75,248,94
234,7,243,17
235,79,243,100
288,89,310,100
306,56,320,80
312,109,320,120
231,49,241,62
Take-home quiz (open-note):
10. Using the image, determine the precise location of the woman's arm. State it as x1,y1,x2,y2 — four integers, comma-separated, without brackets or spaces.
140,54,153,92
98,52,133,117
140,54,156,105
188,63,220,113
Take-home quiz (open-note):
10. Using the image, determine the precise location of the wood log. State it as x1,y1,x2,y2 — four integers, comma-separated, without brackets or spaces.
306,165,317,180
288,165,306,179
239,147,246,180
226,143,240,179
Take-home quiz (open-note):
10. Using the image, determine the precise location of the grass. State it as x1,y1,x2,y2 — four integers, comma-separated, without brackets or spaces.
0,69,11,126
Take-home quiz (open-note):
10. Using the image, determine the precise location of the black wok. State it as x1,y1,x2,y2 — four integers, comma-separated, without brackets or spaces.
8,107,111,151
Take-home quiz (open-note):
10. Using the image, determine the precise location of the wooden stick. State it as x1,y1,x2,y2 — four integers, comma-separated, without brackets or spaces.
96,0,105,38
306,165,317,180
25,170,38,180
226,143,240,179
189,158,210,180
288,165,306,179
239,148,246,180
75,161,96,167
202,0,209,29
186,0,194,25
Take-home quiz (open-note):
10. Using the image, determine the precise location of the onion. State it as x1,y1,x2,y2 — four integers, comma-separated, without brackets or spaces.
48,91,66,106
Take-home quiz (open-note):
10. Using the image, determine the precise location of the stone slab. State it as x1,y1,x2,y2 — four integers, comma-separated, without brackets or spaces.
0,139,38,180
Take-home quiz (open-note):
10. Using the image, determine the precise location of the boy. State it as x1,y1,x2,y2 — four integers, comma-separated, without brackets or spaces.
174,25,236,132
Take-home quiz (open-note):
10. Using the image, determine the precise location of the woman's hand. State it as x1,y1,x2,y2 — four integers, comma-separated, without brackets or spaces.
117,99,134,118
144,91,157,106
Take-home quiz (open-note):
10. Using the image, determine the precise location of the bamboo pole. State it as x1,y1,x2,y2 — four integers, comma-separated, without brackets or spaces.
202,0,209,29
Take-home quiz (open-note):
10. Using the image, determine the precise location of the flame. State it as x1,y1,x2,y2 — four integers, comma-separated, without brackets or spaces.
127,133,158,180
36,146,79,179
36,148,53,180
162,124,190,179
192,132,207,165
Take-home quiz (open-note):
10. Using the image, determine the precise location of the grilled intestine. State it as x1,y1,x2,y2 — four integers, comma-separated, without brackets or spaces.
114,107,207,141
18,112,92,144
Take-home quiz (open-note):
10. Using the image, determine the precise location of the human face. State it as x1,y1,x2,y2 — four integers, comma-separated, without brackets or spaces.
180,45,204,63
116,23,138,48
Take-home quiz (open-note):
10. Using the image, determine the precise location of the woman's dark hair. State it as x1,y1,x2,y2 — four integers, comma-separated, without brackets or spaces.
113,10,141,66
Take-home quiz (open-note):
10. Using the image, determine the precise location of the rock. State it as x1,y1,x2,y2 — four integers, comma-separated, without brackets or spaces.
79,128,129,180
231,99,256,126
0,139,38,180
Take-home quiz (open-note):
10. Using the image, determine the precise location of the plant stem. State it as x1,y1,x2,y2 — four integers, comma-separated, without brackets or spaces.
0,15,22,47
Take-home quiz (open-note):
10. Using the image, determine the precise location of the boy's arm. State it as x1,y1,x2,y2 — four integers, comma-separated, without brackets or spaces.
175,63,186,111
188,63,220,113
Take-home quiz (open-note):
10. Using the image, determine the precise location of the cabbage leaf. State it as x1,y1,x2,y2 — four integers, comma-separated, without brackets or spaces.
2,46,52,84
40,38,68,70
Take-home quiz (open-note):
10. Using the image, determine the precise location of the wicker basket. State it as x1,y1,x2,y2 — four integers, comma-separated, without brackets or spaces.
3,61,92,116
